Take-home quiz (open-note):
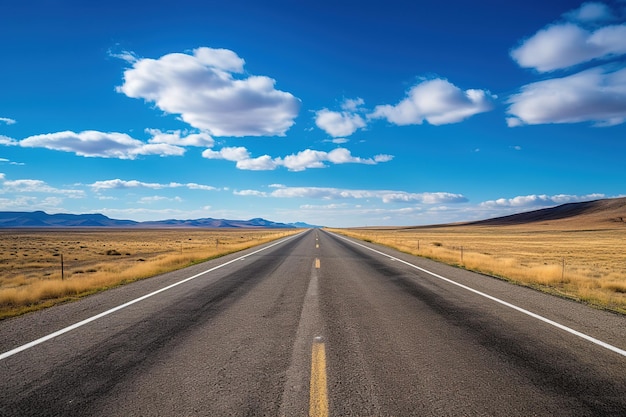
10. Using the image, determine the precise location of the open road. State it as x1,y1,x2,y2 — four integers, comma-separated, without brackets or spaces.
1,229,625,416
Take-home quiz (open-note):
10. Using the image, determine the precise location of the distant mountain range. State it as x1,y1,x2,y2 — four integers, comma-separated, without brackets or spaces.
0,211,320,229
3,198,624,229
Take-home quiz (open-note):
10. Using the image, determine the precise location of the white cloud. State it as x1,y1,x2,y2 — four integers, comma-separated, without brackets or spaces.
341,98,365,112
0,135,17,146
117,47,301,137
139,195,183,204
194,47,245,73
315,108,366,137
109,49,139,64
378,191,467,204
0,117,16,125
326,148,370,164
202,146,251,161
234,189,268,197
507,3,626,127
245,185,467,204
184,183,220,191
202,146,393,171
146,129,214,147
510,22,626,72
370,78,494,126
0,157,23,166
374,154,394,162
0,196,64,211
315,98,368,137
279,149,330,171
479,193,605,209
564,2,615,23
202,147,278,170
236,155,278,171
90,179,218,192
0,177,84,198
324,138,349,144
90,179,168,191
18,130,185,159
278,148,393,171
507,66,626,127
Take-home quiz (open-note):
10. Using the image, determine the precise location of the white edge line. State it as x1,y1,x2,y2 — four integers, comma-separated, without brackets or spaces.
0,232,303,361
332,232,626,358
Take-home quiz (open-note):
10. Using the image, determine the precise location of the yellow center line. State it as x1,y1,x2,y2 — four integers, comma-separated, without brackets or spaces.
309,337,329,417
315,258,320,269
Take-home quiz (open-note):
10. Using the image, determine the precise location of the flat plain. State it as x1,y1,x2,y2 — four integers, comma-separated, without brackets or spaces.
0,228,298,319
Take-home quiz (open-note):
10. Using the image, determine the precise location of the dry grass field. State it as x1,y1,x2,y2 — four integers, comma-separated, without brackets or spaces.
329,198,626,314
0,228,299,319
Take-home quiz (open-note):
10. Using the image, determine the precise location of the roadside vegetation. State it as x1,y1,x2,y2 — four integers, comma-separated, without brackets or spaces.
0,228,299,319
329,224,626,314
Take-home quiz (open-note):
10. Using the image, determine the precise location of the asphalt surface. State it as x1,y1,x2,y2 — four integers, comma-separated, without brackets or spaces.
1,229,625,416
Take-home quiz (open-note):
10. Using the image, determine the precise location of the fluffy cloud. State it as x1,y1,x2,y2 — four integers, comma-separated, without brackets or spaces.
202,146,251,162
202,146,393,171
370,78,494,126
479,193,605,208
315,98,367,137
18,130,186,159
507,66,626,127
510,22,626,72
117,47,301,137
508,3,626,127
237,185,466,204
280,149,331,171
315,109,366,137
236,155,278,171
90,179,218,192
0,117,16,125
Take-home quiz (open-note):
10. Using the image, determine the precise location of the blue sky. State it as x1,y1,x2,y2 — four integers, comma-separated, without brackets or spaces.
1,0,625,227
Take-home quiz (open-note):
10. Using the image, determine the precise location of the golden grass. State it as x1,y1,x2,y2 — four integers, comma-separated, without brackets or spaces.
0,228,300,319
328,224,626,314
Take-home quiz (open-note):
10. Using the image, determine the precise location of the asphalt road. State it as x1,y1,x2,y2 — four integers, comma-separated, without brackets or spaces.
1,229,625,416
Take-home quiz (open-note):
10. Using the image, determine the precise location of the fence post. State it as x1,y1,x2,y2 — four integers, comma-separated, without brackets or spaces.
61,254,64,280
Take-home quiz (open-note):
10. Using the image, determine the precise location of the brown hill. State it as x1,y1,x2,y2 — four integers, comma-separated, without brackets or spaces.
468,197,626,228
